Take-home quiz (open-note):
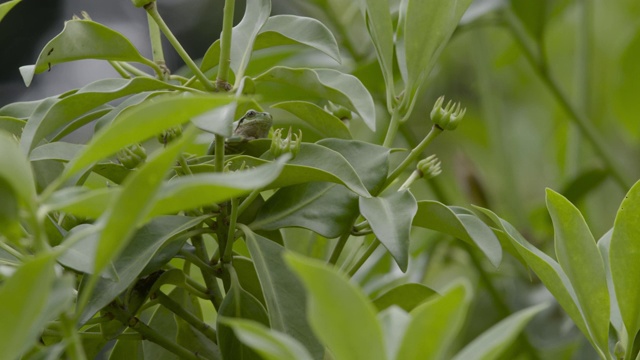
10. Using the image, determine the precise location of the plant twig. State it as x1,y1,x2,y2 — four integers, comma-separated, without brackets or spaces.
155,291,217,342
347,239,380,277
217,0,236,91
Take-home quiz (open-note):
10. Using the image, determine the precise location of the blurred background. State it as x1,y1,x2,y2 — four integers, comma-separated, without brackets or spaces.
2,0,639,358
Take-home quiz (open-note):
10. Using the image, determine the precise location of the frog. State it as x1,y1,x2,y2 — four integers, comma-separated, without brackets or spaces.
207,109,273,155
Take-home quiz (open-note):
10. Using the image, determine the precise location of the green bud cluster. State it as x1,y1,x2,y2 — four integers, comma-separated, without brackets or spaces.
324,101,352,121
398,154,442,191
157,126,182,145
270,128,302,159
430,96,466,131
117,143,147,169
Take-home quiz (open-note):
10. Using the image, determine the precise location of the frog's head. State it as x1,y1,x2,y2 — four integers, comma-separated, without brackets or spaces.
238,109,272,127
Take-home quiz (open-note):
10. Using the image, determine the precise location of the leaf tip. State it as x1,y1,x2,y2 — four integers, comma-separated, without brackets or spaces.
19,65,35,87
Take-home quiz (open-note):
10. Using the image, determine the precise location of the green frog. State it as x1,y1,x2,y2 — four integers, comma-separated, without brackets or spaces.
207,109,273,155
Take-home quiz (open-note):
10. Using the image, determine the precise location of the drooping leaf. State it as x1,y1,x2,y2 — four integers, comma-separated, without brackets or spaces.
272,101,352,139
285,253,386,360
413,201,502,267
452,303,549,360
255,66,375,131
360,190,417,272
20,20,155,86
243,227,324,360
230,0,271,82
395,281,472,360
610,180,640,345
546,189,610,357
255,15,341,63
222,318,314,360
373,283,438,312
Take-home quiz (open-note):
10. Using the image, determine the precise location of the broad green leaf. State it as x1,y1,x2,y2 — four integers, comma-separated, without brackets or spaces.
222,318,314,360
230,0,271,82
243,227,324,360
217,273,270,360
20,77,180,154
228,145,370,197
413,201,502,267
373,283,438,312
251,183,359,238
149,157,286,217
19,20,155,87
255,15,341,63
234,256,266,305
358,0,395,108
79,215,204,323
0,179,22,242
57,224,106,276
546,189,610,356
317,138,392,194
474,206,594,348
272,101,352,139
93,129,194,274
285,253,386,360
360,190,417,272
396,281,472,360
397,0,472,113
0,254,55,360
30,142,84,162
62,94,236,180
610,180,640,344
0,97,51,119
94,91,163,131
49,106,112,142
597,230,625,339
378,306,411,360
142,299,180,359
255,66,375,131
0,116,25,136
0,130,36,209
0,0,20,23
452,303,549,360
172,288,219,359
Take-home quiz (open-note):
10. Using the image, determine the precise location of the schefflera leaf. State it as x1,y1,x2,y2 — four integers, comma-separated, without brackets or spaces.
610,180,640,346
285,253,387,360
0,0,20,23
19,20,156,87
412,201,502,267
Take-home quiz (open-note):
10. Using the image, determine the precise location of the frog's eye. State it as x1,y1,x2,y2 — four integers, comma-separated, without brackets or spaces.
246,110,257,118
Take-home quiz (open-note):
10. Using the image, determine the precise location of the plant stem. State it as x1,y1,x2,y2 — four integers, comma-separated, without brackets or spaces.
147,12,166,71
108,305,208,360
214,135,225,172
178,154,193,175
381,125,442,192
145,3,215,91
327,230,352,265
382,108,402,147
237,189,261,215
155,291,218,342
347,239,380,277
217,0,236,91
108,61,131,78
118,62,153,77
503,10,631,190
61,313,87,360
223,197,239,263
190,235,224,310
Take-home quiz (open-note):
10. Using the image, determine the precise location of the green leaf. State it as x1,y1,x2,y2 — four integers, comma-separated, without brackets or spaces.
19,20,155,87
285,253,386,360
413,201,502,267
148,157,286,217
20,77,180,154
597,230,625,339
0,97,52,119
0,116,25,136
474,206,594,348
61,94,236,181
396,281,472,360
510,0,547,41
0,254,55,360
222,318,314,360
251,183,359,238
452,303,549,360
373,283,438,312
397,0,473,112
30,142,84,162
378,306,411,360
272,101,352,139
255,66,375,131
79,215,203,323
255,15,341,63
234,256,266,305
610,180,640,345
0,130,36,209
92,129,194,274
230,0,271,81
546,189,610,356
615,29,640,139
243,227,324,360
0,0,20,23
360,190,417,272
358,0,395,107
217,273,270,360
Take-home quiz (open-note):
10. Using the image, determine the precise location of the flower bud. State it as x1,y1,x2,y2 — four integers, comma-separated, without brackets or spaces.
431,96,466,131
324,101,352,121
131,0,155,8
270,128,302,159
157,126,182,145
417,154,442,180
614,341,625,359
117,143,147,169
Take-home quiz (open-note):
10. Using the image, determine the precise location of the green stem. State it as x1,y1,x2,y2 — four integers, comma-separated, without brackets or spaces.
223,198,239,263
155,292,217,342
0,241,24,260
327,230,352,265
381,125,443,192
145,3,215,91
347,239,380,277
179,249,215,276
382,108,402,147
190,235,224,310
217,0,236,91
61,313,87,360
108,305,207,360
147,12,166,69
178,154,193,175
108,61,131,78
504,11,630,190
237,189,261,215
118,62,153,77
214,135,225,172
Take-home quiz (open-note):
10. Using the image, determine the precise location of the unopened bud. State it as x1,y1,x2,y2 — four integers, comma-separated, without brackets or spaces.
117,143,147,169
431,96,466,131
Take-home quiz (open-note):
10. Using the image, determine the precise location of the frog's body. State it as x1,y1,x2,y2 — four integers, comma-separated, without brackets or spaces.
207,110,272,155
